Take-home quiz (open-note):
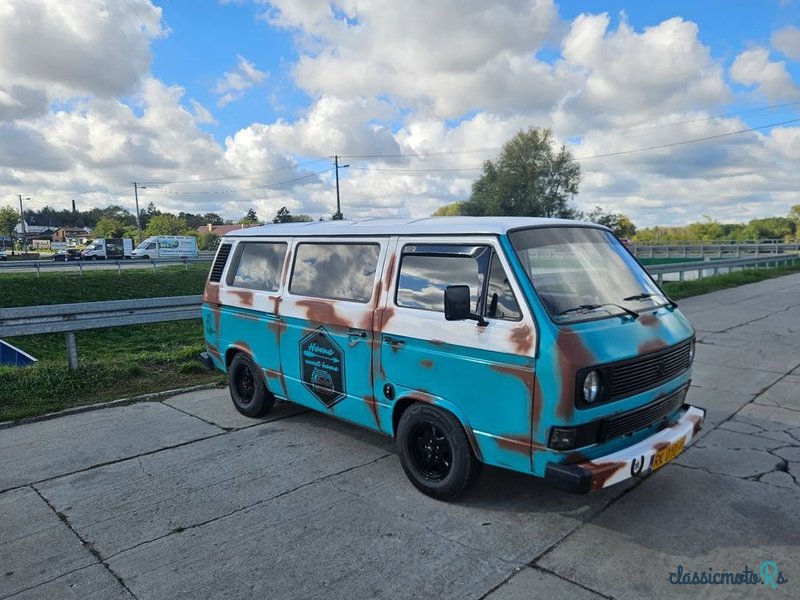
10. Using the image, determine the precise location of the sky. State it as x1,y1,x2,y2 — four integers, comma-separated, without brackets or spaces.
0,0,799,228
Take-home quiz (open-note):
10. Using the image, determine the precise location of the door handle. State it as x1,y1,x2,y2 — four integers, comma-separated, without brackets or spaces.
347,329,367,345
383,335,405,346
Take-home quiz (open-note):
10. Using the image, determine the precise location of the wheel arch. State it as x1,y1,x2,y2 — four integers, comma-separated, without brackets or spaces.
391,392,483,462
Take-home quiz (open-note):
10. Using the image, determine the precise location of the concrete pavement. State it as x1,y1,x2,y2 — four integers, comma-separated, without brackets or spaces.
2,274,799,599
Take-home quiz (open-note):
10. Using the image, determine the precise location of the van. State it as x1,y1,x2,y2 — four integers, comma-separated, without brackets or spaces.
131,236,198,259
200,217,704,499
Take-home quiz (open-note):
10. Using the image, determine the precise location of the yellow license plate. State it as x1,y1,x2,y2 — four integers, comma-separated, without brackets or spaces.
651,437,686,471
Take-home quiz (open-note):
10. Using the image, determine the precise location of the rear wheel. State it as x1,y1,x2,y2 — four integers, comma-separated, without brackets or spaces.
228,353,275,417
397,403,480,500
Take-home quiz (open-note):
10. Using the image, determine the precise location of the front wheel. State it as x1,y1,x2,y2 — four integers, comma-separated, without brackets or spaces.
396,403,481,500
228,353,275,417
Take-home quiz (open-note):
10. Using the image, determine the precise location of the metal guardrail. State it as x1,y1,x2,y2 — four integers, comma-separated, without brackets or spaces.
0,256,213,276
631,243,800,259
2,253,798,370
646,254,800,283
0,295,201,370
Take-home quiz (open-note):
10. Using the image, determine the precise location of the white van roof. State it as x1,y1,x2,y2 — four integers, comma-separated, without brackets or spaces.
223,216,602,238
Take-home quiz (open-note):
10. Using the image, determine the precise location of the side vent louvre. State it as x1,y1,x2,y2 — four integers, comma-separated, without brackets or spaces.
209,243,232,283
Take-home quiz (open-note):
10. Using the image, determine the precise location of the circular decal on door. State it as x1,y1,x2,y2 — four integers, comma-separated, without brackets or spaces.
300,326,346,408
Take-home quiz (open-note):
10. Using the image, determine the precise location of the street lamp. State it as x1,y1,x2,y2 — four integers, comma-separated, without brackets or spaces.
133,182,146,243
332,155,349,220
18,195,30,254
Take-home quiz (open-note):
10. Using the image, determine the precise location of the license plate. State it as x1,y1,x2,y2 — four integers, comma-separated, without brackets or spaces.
651,437,686,471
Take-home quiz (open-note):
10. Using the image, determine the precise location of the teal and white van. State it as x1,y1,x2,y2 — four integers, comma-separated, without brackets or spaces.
200,217,704,499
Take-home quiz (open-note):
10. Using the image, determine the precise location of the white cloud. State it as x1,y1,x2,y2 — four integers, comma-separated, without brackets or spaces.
213,56,269,107
730,47,798,101
189,99,217,125
771,25,800,60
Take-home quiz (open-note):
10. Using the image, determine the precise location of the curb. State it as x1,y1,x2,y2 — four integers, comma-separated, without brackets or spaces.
0,383,226,430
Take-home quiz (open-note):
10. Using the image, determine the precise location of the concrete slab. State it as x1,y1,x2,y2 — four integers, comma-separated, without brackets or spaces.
326,456,631,564
753,376,800,412
163,387,307,430
0,402,221,491
0,487,97,598
484,567,608,600
8,564,132,600
687,385,755,431
537,467,799,599
107,482,512,600
690,363,781,396
737,404,800,429
694,340,798,374
37,412,393,558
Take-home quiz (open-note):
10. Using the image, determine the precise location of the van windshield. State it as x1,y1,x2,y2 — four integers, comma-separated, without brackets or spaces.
509,227,668,323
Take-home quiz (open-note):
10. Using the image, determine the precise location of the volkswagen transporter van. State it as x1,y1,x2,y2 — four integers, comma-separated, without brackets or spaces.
200,217,704,499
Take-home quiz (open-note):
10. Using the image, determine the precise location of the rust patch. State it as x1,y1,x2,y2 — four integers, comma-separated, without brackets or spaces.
584,460,628,491
420,359,434,369
495,435,533,456
267,318,287,343
271,296,282,316
203,283,222,333
363,394,381,429
638,339,668,354
532,377,543,434
430,339,446,347
490,364,535,397
687,413,703,435
229,290,254,307
652,441,671,452
638,313,659,327
297,299,354,329
383,252,397,291
510,324,534,355
230,341,253,356
264,367,289,399
555,329,595,422
207,343,222,364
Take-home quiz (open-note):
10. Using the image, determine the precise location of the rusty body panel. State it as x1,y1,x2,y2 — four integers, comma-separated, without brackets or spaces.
201,218,704,492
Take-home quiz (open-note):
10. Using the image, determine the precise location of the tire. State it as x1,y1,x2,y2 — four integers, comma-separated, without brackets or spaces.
228,352,275,417
396,403,481,500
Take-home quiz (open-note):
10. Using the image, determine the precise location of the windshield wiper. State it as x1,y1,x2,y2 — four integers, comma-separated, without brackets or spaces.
623,292,678,309
557,303,639,320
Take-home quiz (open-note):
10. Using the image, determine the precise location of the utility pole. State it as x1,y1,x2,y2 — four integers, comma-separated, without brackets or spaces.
18,194,28,254
133,182,146,243
332,155,349,220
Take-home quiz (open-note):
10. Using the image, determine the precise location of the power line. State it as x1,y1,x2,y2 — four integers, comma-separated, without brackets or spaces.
153,168,333,195
138,157,331,185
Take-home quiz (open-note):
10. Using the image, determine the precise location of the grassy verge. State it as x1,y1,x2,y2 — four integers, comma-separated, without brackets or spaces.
662,261,800,299
1,266,222,422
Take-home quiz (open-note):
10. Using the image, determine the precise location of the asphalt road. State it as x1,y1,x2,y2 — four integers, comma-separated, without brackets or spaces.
2,274,799,599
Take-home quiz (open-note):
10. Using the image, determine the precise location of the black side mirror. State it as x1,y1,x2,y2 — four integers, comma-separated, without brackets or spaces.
444,285,488,327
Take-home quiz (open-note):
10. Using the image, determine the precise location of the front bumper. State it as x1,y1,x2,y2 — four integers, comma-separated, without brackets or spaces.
545,404,705,493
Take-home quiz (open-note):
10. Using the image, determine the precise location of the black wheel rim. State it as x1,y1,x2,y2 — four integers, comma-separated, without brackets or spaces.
409,422,452,481
234,363,256,405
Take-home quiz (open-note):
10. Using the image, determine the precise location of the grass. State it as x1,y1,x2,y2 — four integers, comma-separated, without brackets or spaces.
0,265,223,422
2,259,799,422
662,261,800,299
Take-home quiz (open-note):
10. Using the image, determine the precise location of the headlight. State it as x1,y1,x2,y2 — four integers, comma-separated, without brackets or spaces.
689,339,696,363
582,370,602,403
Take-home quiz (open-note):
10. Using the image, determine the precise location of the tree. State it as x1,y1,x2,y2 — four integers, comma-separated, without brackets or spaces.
585,207,636,238
432,202,465,216
0,206,20,256
462,127,581,218
93,217,126,238
197,232,220,251
331,210,344,221
240,208,259,224
142,214,194,237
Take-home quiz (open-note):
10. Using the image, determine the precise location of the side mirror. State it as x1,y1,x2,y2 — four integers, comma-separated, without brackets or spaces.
444,285,488,327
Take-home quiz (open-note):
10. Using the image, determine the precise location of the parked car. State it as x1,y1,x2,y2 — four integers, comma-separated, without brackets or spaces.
199,217,703,500
0,249,6,261
52,249,82,261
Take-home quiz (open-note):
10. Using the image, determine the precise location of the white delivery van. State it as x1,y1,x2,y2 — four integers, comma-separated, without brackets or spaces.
131,236,198,259
80,238,133,260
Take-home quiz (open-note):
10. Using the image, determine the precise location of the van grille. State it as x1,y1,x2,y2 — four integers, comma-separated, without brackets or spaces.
209,243,232,283
602,386,688,442
609,341,692,400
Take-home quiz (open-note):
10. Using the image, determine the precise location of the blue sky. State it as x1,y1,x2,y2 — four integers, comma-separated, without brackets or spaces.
0,0,799,226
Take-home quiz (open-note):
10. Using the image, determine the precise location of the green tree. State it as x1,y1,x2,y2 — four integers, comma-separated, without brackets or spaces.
240,208,259,224
142,214,194,237
462,127,581,218
0,206,20,256
585,206,637,237
432,202,465,216
93,217,126,238
197,232,220,251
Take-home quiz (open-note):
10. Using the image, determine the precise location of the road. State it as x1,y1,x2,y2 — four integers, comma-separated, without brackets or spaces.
1,274,799,599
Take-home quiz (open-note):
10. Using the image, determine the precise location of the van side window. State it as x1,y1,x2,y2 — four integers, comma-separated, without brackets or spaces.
290,243,379,303
396,245,489,313
228,242,287,292
484,253,522,321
